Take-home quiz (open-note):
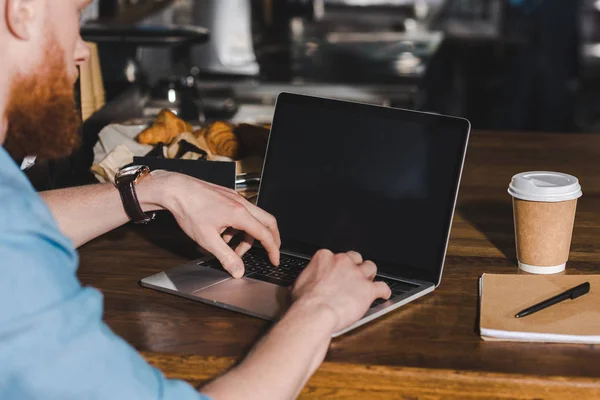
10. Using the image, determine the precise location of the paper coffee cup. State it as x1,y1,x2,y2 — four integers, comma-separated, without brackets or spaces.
508,172,582,274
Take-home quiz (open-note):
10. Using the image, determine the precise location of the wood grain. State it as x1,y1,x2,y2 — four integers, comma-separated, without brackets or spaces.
142,352,600,399
78,131,600,398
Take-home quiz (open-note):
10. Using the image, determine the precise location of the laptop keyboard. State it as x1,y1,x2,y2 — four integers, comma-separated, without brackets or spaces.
198,249,307,286
198,249,419,308
243,250,307,286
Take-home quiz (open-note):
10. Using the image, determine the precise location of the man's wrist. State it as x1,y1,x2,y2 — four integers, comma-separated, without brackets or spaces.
134,170,172,213
286,297,338,336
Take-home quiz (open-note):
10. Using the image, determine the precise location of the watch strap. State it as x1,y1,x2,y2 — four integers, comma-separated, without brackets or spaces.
117,178,155,224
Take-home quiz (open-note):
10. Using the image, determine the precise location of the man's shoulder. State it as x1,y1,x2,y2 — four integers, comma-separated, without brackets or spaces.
0,146,36,195
0,146,72,248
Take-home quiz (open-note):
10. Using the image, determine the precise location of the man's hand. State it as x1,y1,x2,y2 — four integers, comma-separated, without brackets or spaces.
291,249,392,334
140,171,281,278
202,250,390,399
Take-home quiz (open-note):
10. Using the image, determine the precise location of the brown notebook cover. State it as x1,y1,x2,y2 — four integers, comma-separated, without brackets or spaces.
479,274,600,343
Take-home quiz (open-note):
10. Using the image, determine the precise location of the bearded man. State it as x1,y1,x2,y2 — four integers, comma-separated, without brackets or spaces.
0,1,391,399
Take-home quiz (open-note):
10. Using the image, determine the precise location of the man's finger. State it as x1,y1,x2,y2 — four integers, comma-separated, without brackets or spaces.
222,228,238,244
216,188,282,248
359,260,377,280
201,231,245,278
244,203,281,248
231,211,280,266
345,251,363,265
373,281,392,300
235,233,255,258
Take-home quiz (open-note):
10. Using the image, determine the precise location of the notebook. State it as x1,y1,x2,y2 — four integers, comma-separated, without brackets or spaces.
479,274,600,344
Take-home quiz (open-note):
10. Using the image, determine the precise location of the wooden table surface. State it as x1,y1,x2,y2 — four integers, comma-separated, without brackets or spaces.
78,131,600,399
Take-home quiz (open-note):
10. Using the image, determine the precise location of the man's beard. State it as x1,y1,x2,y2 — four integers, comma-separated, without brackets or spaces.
3,41,81,161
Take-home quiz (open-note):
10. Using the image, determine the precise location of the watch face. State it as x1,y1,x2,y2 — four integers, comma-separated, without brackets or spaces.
115,165,150,184
118,165,144,177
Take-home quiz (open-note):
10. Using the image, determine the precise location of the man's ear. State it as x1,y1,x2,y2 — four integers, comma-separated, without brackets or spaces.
5,0,38,40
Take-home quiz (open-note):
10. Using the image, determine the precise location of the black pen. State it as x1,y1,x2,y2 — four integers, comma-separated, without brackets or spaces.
514,282,591,318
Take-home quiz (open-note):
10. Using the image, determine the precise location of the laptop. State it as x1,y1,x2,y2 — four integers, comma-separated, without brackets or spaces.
141,93,471,337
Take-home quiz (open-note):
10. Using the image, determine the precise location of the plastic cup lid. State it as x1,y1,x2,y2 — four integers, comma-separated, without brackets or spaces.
508,171,582,202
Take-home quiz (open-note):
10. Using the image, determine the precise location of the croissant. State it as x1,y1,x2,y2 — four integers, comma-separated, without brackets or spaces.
136,109,193,145
201,121,242,159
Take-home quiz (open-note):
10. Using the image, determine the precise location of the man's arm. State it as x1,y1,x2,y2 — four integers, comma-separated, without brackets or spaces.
40,171,281,275
39,182,152,248
202,300,334,399
42,173,391,399
201,250,392,400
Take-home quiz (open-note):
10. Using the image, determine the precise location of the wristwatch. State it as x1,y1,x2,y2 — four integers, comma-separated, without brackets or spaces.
114,165,155,224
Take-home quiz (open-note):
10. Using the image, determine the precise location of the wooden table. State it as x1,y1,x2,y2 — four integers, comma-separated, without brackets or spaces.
78,131,600,399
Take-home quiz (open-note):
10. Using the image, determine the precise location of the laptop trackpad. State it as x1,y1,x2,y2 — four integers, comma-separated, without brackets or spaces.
140,263,232,295
194,278,291,320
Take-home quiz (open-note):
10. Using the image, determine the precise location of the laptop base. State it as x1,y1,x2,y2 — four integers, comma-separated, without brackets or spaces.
140,257,435,336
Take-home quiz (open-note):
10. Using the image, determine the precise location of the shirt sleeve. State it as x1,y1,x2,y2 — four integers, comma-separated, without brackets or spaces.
0,149,212,400
1,286,211,400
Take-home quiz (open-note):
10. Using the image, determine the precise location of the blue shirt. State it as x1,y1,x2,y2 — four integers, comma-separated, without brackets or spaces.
0,147,210,400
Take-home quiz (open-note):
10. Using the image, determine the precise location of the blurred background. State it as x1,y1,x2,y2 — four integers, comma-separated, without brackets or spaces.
36,0,595,188
79,0,595,130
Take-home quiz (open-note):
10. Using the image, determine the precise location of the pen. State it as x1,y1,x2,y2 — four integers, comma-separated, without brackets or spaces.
514,282,591,318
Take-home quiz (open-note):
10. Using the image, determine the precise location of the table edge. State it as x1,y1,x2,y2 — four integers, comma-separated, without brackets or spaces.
142,351,600,399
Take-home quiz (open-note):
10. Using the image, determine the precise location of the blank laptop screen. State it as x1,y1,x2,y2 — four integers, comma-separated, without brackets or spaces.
257,93,470,284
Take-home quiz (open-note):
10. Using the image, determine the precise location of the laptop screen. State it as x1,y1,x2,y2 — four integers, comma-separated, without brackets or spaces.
257,93,470,284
